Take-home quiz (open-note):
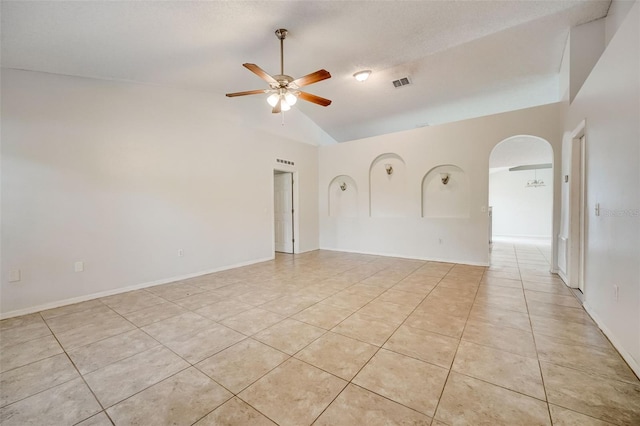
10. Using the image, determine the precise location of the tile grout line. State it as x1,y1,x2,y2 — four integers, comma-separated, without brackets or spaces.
65,298,244,419
515,244,555,425
222,255,406,425
307,260,447,424
429,265,486,423
38,311,115,426
282,261,441,422
189,258,405,425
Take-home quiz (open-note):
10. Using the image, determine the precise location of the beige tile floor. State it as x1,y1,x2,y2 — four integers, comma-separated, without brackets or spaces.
1,245,639,425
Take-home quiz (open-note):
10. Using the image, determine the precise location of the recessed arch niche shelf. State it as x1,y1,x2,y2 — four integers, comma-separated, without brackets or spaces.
369,153,408,218
329,175,358,218
422,164,470,218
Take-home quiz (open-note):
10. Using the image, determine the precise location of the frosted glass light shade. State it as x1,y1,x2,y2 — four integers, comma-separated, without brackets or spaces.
267,93,280,107
284,92,297,106
280,100,291,111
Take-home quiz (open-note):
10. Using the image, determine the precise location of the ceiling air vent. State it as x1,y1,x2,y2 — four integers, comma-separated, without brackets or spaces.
392,77,411,88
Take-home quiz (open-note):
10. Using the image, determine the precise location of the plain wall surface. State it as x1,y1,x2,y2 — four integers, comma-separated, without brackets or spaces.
319,103,564,266
561,2,639,374
569,18,606,103
1,69,322,316
605,0,637,45
489,168,553,238
558,32,571,102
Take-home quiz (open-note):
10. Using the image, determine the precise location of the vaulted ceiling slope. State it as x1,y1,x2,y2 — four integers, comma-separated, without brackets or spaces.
1,1,610,143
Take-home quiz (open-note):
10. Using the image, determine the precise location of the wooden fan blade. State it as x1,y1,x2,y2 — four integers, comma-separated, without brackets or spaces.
298,91,332,107
291,69,331,88
243,63,278,84
272,99,282,114
225,89,267,97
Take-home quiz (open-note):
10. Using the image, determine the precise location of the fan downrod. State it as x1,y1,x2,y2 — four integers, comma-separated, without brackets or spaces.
275,29,288,75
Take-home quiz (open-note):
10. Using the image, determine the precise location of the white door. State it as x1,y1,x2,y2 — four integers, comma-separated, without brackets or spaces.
274,172,294,253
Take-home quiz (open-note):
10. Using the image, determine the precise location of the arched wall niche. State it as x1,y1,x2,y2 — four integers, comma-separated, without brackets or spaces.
369,153,408,218
422,164,470,218
328,175,358,218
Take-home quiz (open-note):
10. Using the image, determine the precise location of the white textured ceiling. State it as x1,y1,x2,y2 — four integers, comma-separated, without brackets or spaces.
1,1,611,143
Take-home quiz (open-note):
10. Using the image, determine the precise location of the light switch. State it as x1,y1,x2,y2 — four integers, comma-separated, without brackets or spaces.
74,261,84,272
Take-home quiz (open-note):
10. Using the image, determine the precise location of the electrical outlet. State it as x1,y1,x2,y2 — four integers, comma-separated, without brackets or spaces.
74,261,84,272
613,285,619,302
178,249,184,257
9,269,21,283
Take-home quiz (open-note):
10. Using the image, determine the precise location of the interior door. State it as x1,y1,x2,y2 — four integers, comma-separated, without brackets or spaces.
274,172,294,253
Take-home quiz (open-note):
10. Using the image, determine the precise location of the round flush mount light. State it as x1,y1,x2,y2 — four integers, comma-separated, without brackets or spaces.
353,70,372,82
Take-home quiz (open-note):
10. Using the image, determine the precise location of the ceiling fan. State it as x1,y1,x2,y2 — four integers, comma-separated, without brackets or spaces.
225,28,332,113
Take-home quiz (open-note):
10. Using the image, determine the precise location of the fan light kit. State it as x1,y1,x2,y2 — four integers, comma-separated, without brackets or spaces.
225,29,332,115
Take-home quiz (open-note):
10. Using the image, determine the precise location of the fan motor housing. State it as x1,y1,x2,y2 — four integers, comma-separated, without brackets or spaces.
272,74,295,89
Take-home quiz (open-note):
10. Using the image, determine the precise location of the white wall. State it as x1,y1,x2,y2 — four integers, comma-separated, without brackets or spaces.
569,18,606,103
558,32,571,102
1,69,323,316
319,103,564,266
605,0,637,45
489,168,553,238
560,1,639,374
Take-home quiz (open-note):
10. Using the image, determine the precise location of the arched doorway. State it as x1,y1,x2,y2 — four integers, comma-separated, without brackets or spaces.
489,136,554,247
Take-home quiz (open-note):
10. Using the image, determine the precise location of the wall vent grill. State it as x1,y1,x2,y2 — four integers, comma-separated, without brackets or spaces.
276,158,295,166
392,77,411,88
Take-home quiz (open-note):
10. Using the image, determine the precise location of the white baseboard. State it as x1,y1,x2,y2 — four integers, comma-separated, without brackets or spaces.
583,301,640,379
493,234,552,239
0,256,274,320
319,246,490,267
295,247,319,255
557,270,569,285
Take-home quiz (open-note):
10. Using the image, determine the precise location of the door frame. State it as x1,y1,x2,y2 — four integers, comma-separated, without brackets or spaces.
272,169,299,254
568,120,587,291
487,135,554,263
